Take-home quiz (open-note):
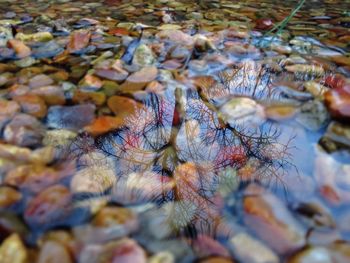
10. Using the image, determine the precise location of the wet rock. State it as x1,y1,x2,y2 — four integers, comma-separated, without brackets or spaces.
148,252,175,263
46,104,96,131
24,184,72,228
198,257,234,263
243,184,306,254
94,68,128,82
132,44,155,67
219,97,266,126
5,164,71,193
287,246,332,263
285,64,325,77
265,105,298,121
79,74,103,91
296,100,329,131
193,235,230,258
230,232,279,263
324,87,350,121
319,121,350,152
0,186,22,208
93,206,137,228
314,149,350,205
0,99,20,117
111,238,147,263
0,233,28,263
157,30,194,46
37,240,73,263
16,32,53,42
67,30,91,54
304,81,329,100
0,72,13,87
14,56,37,68
120,66,158,91
0,26,13,47
13,94,47,118
70,165,116,194
112,172,175,205
42,129,77,149
324,74,348,90
143,238,194,262
31,85,66,105
29,74,54,88
171,45,190,60
294,201,335,228
271,43,292,55
3,114,43,147
7,39,31,59
255,18,274,30
72,90,106,106
84,116,124,136
32,41,64,59
107,95,144,118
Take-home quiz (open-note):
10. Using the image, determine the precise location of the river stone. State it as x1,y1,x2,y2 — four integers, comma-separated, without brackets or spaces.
230,232,279,263
46,104,96,131
243,184,306,254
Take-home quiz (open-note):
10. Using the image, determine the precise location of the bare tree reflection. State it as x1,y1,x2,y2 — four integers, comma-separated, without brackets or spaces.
63,60,296,239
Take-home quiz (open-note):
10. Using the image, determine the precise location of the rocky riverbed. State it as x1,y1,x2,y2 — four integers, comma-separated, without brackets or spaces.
0,0,350,262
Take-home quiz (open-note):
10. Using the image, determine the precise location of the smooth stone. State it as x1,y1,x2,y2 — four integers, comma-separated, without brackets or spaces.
230,232,279,263
67,30,91,54
287,247,332,263
132,44,155,67
243,184,306,254
13,94,47,118
37,241,73,263
29,74,54,88
32,41,64,59
296,100,329,131
3,114,43,147
219,97,266,126
84,116,124,136
46,104,96,131
31,85,66,105
107,95,144,118
120,66,158,92
24,185,72,228
324,88,350,121
70,165,116,194
7,39,31,59
0,233,27,263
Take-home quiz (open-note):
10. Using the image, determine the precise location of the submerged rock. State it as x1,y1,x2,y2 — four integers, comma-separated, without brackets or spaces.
46,104,96,130
243,184,306,254
230,232,279,263
132,44,155,67
219,97,266,126
7,39,30,59
3,114,43,147
0,233,28,263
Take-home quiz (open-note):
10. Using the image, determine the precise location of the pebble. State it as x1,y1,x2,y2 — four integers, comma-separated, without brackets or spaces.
46,104,96,130
37,241,73,263
243,184,306,254
7,39,31,59
219,97,266,126
13,94,47,118
24,184,72,228
230,232,279,263
3,113,43,147
0,233,28,263
107,95,144,118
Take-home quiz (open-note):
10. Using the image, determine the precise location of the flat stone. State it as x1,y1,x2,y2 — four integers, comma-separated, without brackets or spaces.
46,104,96,131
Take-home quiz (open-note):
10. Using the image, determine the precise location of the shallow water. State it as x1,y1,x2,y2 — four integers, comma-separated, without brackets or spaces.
0,0,350,262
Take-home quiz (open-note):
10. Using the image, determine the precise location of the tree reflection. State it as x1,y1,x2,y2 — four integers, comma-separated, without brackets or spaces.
65,60,296,239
